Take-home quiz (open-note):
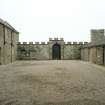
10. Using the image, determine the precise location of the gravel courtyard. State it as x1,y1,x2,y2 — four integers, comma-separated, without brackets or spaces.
0,60,105,105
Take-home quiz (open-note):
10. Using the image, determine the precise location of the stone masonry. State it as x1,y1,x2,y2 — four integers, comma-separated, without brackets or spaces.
81,29,105,65
0,18,19,65
0,18,105,66
17,38,88,60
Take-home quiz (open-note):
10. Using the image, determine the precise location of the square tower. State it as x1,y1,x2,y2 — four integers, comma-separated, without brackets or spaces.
91,29,105,42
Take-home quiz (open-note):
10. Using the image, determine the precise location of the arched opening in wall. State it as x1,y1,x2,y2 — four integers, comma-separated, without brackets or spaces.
52,43,61,60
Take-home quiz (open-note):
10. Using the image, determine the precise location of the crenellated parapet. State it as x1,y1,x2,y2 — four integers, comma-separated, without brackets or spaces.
49,38,64,41
17,41,88,45
23,42,27,44
17,38,89,61
65,42,88,45
35,42,39,44
17,42,48,45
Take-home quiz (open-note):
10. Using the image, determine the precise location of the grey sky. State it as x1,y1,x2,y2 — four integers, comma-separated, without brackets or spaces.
0,0,105,42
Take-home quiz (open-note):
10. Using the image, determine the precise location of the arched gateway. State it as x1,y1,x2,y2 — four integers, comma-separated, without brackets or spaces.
52,43,61,60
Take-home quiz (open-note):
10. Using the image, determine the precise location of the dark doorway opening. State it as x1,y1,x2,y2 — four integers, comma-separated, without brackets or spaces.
52,43,61,60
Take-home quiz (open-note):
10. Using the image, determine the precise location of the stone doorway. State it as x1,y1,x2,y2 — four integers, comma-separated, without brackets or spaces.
52,43,61,60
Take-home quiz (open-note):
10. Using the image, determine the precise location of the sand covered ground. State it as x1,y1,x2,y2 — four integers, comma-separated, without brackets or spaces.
0,60,105,105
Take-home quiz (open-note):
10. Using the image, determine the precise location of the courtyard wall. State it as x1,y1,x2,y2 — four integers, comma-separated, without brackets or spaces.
64,43,82,60
0,19,19,65
81,46,105,65
81,29,105,66
17,40,87,60
17,42,49,60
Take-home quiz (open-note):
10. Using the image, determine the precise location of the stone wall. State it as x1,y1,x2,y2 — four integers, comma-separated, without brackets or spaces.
81,46,105,65
81,29,105,66
48,38,64,60
64,43,82,60
90,47,97,64
103,46,105,65
17,41,87,60
96,47,104,65
81,48,89,61
0,24,4,64
12,32,19,62
17,42,49,60
0,20,19,65
91,29,105,42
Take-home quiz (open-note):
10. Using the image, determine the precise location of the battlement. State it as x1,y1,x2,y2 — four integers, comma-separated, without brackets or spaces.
17,41,88,45
17,42,47,45
65,42,88,45
49,38,64,41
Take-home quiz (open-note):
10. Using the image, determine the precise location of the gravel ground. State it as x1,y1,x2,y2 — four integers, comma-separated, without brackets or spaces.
0,60,105,105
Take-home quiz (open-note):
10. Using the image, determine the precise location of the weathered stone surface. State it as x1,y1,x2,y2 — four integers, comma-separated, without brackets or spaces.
17,39,84,60
64,45,81,59
96,47,104,65
91,29,105,42
1,18,105,66
0,24,4,65
89,47,97,63
104,47,105,65
81,29,105,65
83,48,89,61
17,44,49,60
0,19,19,65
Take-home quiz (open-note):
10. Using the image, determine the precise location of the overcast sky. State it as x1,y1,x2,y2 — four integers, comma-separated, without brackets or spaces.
0,0,105,42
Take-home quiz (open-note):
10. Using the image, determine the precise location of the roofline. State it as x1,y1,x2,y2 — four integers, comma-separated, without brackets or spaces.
0,18,19,34
81,44,105,48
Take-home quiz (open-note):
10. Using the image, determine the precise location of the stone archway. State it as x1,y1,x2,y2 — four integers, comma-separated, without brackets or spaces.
52,43,61,60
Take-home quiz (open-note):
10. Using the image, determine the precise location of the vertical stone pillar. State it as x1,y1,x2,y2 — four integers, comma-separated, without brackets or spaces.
96,47,104,65
89,47,97,63
80,48,84,60
61,45,64,60
49,44,52,60
104,46,105,65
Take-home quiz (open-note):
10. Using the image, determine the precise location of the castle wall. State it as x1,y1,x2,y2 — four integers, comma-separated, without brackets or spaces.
64,44,81,60
17,41,86,60
1,19,105,66
0,47,1,64
0,24,4,64
91,29,105,42
82,48,89,61
12,32,19,62
80,48,84,60
48,38,64,60
3,27,12,64
96,47,104,65
17,43,49,60
0,22,19,65
89,47,97,64
81,46,105,65
81,29,105,66
103,46,105,65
